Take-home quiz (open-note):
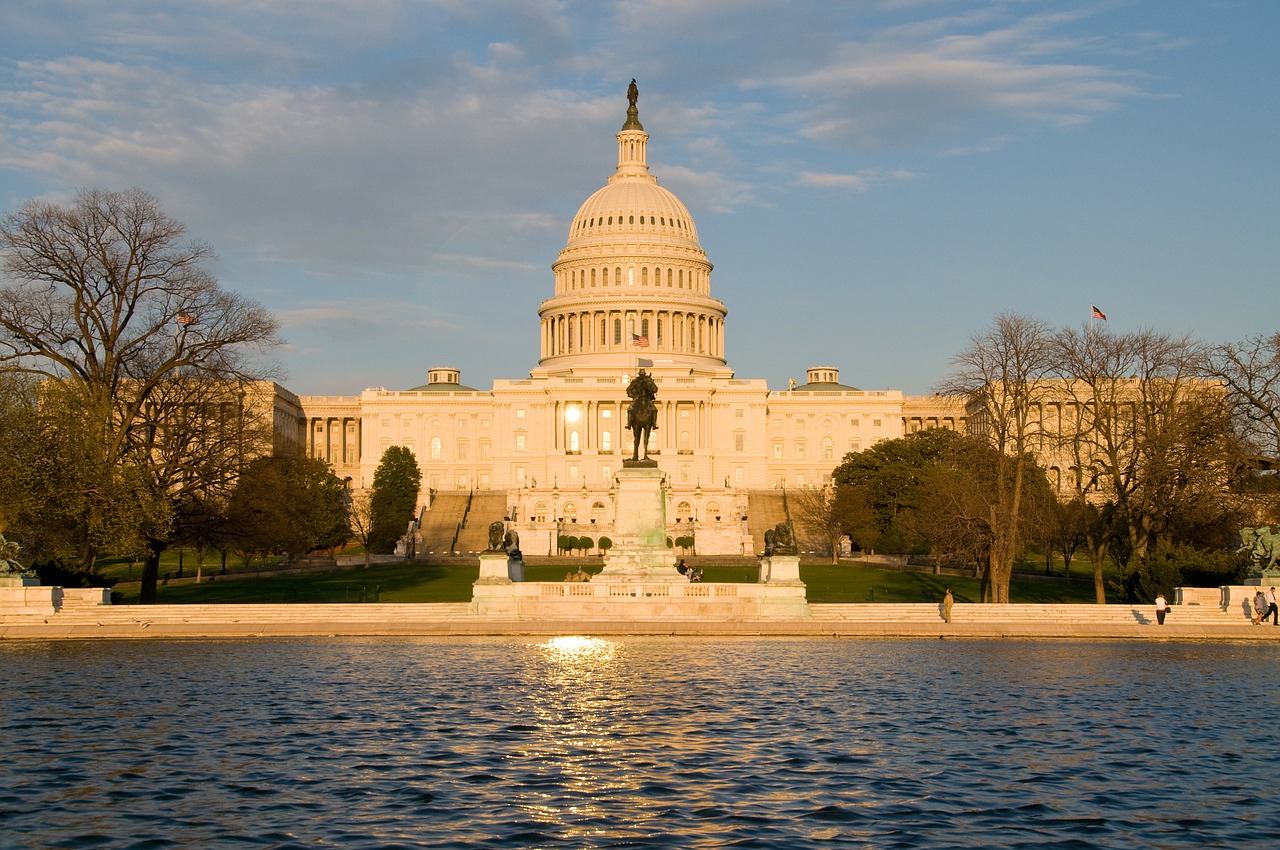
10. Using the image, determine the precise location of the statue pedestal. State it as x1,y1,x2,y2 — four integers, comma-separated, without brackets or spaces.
471,552,517,617
594,466,683,584
759,555,803,586
475,552,512,585
0,575,40,588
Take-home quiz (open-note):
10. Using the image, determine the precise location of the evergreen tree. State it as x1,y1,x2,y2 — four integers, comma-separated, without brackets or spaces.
369,446,421,554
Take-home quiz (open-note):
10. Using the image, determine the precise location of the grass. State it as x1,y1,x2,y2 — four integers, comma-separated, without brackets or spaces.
801,562,1102,604
110,556,1108,605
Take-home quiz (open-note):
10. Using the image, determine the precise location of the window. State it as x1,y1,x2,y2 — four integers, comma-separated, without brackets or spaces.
601,430,612,451
773,440,784,459
735,408,744,418
873,419,882,428
735,466,745,483
430,437,442,460
480,440,492,459
602,409,612,418
516,409,525,418
795,440,806,459
614,318,622,345
569,430,580,451
515,433,526,451
568,464,579,482
456,440,469,461
533,501,548,523
734,432,744,452
592,501,606,524
822,437,833,460
516,466,526,486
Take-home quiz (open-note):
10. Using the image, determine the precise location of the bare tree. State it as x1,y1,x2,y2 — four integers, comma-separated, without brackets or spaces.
348,488,376,568
1203,331,1280,458
1051,325,1236,601
0,188,280,594
939,313,1055,603
790,486,845,564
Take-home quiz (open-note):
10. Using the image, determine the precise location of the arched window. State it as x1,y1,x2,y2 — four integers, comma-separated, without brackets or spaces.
430,437,442,460
641,318,649,338
822,436,834,460
591,501,606,524
563,502,577,523
613,318,622,345
705,501,721,520
680,430,691,450
601,430,612,451
569,430,580,452
602,267,608,285
641,267,648,285
676,501,693,522
591,268,596,287
533,501,549,523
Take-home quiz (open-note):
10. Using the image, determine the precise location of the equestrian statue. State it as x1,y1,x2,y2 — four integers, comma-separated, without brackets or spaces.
626,368,659,463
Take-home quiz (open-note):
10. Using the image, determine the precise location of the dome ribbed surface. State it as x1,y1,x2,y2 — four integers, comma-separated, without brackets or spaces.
565,180,701,251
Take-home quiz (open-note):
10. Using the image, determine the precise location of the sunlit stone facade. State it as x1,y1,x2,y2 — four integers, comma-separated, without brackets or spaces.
298,93,963,554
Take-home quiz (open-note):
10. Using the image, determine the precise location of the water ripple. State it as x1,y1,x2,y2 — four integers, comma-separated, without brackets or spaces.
2,638,1277,848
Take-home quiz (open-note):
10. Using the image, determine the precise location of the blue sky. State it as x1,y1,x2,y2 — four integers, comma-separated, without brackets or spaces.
1,0,1276,396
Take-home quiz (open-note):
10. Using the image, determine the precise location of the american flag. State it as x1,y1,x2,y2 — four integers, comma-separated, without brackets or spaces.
1091,305,1107,321
176,310,197,326
631,333,649,347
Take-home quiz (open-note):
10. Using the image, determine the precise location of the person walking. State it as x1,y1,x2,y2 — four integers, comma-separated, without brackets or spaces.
1254,590,1269,625
1154,593,1169,625
1268,587,1278,625
942,587,954,623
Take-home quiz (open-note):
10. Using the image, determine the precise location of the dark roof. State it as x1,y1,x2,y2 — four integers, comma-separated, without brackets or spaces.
405,381,481,393
790,380,860,392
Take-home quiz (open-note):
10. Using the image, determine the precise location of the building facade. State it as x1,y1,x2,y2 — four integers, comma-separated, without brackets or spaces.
299,92,963,554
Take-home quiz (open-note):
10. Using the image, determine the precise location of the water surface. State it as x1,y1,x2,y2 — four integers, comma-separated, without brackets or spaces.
2,638,1276,848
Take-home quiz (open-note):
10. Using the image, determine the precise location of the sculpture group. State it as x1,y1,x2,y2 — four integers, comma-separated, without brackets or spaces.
1239,526,1280,573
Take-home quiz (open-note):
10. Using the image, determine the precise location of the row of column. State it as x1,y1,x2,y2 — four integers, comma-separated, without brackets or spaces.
542,309,724,358
307,416,361,465
546,398,712,453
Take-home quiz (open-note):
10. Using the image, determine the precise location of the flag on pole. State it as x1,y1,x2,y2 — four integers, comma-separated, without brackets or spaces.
637,358,654,368
1091,306,1107,321
176,310,197,326
631,333,649,347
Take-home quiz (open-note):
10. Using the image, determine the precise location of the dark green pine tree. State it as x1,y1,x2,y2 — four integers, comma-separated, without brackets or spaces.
369,446,422,554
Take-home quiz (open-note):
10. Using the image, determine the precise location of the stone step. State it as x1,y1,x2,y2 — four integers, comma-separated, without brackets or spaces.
808,603,1247,625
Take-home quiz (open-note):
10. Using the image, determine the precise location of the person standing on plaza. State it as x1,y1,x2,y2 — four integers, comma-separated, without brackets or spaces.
942,588,954,623
1267,587,1278,625
1154,593,1169,625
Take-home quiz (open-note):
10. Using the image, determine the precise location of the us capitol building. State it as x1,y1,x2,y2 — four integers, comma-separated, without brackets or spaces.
296,85,964,556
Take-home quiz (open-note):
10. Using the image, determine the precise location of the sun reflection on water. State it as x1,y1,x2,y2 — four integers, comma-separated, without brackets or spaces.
536,635,619,664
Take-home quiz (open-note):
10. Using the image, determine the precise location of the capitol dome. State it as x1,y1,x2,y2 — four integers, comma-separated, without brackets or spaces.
538,82,726,372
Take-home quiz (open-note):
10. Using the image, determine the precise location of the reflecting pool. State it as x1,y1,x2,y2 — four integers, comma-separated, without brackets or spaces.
2,638,1277,848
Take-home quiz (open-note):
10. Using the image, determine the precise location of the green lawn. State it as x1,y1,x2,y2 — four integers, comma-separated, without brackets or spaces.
801,562,1102,604
111,557,1106,605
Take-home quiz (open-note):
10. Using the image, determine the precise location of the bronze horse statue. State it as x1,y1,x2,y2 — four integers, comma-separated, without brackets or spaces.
626,368,659,461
